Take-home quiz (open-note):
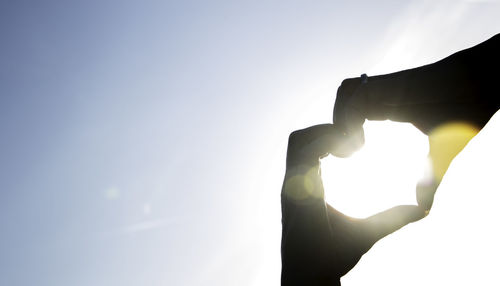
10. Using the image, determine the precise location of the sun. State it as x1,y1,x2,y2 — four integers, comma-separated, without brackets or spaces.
321,120,429,218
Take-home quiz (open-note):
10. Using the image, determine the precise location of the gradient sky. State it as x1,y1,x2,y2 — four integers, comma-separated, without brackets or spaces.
1,0,500,285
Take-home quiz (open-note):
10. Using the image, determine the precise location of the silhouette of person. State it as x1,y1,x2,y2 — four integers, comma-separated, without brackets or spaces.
281,34,500,285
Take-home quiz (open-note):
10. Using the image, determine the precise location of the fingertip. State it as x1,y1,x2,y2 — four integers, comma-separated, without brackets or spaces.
410,205,428,221
328,126,365,158
416,179,438,212
350,127,365,150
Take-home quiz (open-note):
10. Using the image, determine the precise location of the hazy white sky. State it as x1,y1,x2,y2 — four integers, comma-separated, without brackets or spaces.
1,0,499,285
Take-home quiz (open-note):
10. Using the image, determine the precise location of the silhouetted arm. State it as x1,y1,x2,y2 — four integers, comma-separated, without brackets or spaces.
334,33,500,137
281,124,426,285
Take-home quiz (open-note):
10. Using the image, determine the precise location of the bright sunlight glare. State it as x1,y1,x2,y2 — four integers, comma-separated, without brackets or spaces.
321,120,428,218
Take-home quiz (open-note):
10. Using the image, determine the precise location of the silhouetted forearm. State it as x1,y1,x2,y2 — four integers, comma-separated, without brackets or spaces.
281,165,341,286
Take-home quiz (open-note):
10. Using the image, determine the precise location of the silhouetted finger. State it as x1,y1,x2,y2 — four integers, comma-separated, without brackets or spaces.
287,124,358,167
334,73,424,132
362,205,426,244
333,78,366,151
416,180,438,211
301,126,361,159
334,45,500,135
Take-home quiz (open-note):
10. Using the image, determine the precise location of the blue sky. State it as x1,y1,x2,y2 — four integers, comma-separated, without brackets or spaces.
1,0,500,285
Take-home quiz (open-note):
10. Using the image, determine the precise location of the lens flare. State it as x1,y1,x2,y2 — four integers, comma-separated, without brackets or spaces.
428,122,479,181
283,165,323,201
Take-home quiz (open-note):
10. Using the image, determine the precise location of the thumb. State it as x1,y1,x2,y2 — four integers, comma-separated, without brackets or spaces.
361,205,426,245
416,178,439,212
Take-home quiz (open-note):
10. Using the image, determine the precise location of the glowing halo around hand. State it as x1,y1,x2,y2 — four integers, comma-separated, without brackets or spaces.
321,120,429,218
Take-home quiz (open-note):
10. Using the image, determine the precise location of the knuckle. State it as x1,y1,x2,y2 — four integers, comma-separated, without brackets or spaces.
341,77,359,89
288,130,301,145
336,78,360,103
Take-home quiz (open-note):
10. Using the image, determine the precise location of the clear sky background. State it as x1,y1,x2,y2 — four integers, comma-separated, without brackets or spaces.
1,0,500,285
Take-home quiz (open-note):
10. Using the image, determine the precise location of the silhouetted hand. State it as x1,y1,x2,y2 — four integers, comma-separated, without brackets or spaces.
332,34,500,211
333,33,500,141
281,124,426,286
